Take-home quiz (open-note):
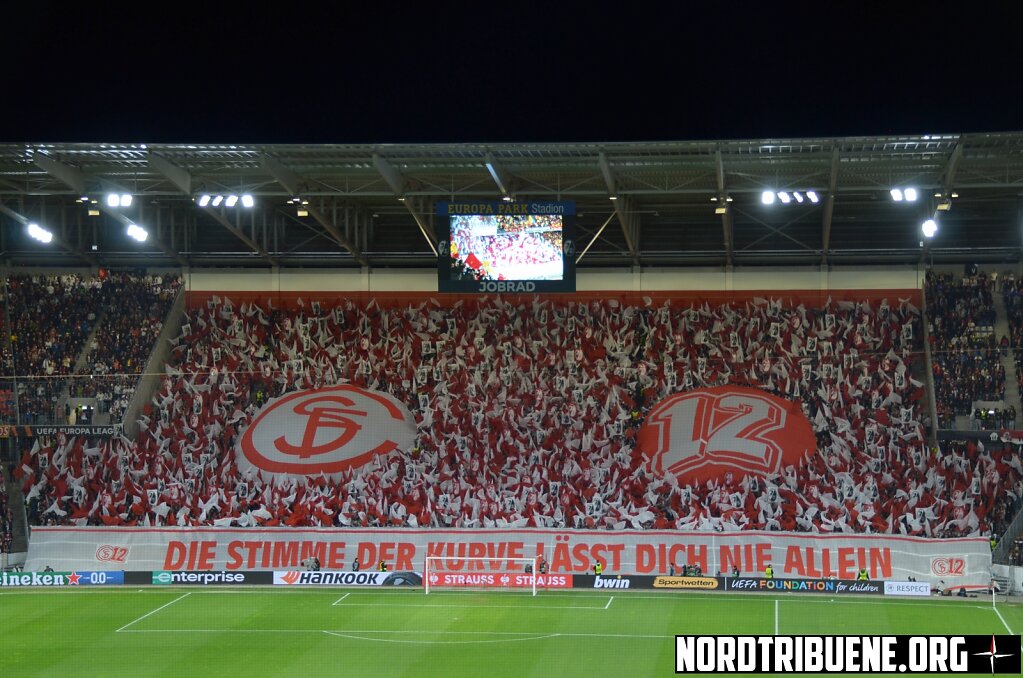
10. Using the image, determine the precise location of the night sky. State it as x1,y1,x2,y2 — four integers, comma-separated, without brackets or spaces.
2,3,1019,144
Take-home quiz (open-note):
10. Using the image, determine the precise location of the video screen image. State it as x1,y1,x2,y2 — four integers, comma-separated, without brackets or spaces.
448,214,564,282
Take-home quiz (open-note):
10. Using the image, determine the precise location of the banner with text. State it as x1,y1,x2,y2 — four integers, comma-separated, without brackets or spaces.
0,571,123,587
884,581,932,596
723,577,883,595
427,571,572,589
574,574,723,591
25,527,992,587
273,570,422,587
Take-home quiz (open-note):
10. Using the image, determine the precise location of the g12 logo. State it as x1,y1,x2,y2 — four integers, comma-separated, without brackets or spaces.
95,545,129,563
931,557,966,576
638,386,815,483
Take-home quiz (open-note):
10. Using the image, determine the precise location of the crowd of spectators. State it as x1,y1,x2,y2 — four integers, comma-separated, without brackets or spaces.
2,272,180,425
15,292,1011,540
7,274,108,424
927,272,1004,428
1002,276,1023,408
0,310,13,424
972,406,1017,431
538,230,563,251
938,438,1022,539
485,214,562,235
1009,539,1023,566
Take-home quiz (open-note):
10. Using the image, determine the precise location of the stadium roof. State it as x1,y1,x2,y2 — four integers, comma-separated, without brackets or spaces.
2,132,1023,270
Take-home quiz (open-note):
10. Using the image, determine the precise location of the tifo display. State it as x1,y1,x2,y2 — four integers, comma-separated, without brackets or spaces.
16,291,1013,547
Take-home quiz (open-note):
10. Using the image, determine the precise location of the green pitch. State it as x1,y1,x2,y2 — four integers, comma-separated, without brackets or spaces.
0,588,1019,677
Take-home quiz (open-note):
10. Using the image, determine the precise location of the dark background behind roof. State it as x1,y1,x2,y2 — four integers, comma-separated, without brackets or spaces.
1,2,1020,144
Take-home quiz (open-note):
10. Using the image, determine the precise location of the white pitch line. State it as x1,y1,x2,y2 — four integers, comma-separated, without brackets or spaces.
332,592,351,606
117,628,669,640
116,592,192,633
322,630,559,644
332,601,605,611
993,606,1014,634
774,600,779,636
991,605,1023,652
604,596,614,610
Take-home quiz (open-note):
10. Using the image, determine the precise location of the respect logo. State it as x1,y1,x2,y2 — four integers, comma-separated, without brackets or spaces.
237,385,416,479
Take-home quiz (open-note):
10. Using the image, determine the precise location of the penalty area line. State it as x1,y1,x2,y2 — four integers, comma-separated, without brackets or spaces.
605,596,614,610
321,630,559,644
116,592,192,633
332,593,351,606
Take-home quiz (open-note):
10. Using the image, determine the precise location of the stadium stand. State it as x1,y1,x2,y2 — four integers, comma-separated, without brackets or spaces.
3,272,180,425
1004,275,1023,404
12,291,1016,539
926,271,1004,429
6,274,105,424
73,272,180,421
0,317,14,425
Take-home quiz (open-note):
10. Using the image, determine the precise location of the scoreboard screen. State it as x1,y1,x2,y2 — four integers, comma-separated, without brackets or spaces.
437,201,575,293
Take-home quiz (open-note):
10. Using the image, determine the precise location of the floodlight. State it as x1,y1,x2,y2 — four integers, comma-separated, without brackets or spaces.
126,223,149,242
793,192,804,203
225,195,238,207
807,191,820,203
904,187,918,201
27,223,53,244
106,193,120,207
119,194,132,207
761,191,775,205
778,192,791,204
921,219,938,238
198,194,212,207
212,195,224,207
241,194,254,208
890,188,904,201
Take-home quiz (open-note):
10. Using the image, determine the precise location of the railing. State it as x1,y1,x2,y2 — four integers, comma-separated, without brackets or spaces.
920,277,940,448
122,287,187,438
